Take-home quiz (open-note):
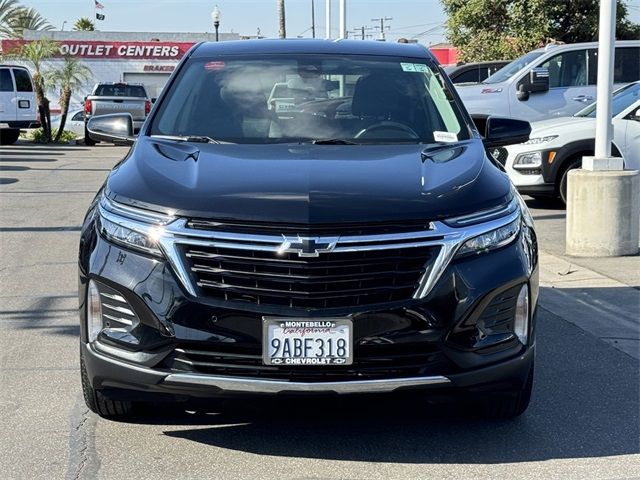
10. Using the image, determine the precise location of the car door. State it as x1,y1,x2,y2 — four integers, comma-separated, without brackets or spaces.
68,111,86,136
619,102,640,170
11,68,37,125
0,67,16,123
509,48,596,121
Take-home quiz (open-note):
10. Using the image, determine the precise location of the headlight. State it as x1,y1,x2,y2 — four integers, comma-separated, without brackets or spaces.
523,135,558,145
455,216,521,258
97,193,174,256
513,151,542,169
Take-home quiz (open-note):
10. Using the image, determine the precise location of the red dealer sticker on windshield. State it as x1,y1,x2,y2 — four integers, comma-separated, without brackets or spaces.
204,61,225,71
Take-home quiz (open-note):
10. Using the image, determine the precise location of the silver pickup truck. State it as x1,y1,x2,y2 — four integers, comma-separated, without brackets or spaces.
83,82,150,145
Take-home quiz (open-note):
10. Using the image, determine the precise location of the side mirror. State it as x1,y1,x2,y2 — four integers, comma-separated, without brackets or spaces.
628,107,640,122
473,115,531,148
87,113,135,145
516,67,549,101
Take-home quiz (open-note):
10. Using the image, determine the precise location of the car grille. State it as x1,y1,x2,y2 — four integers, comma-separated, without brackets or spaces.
162,343,456,381
181,244,439,310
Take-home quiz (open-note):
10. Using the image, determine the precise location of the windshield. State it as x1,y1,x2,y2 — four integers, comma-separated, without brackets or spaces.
575,82,640,118
483,51,543,84
149,54,471,144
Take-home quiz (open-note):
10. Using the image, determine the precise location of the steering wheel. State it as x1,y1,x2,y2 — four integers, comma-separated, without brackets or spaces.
355,121,419,140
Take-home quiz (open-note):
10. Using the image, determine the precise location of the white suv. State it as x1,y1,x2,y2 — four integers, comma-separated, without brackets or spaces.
457,41,640,122
0,64,39,145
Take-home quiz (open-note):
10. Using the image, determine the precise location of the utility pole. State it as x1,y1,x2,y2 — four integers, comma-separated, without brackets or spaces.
277,0,286,39
371,16,392,40
311,0,315,38
325,0,331,38
338,0,346,39
354,25,373,40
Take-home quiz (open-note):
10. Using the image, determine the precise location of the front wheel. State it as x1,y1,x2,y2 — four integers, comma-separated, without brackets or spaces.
559,160,582,205
84,125,96,146
480,365,534,419
81,352,133,418
0,129,20,145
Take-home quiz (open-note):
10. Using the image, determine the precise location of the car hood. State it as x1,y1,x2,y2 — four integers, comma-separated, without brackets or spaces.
106,136,512,224
530,116,594,136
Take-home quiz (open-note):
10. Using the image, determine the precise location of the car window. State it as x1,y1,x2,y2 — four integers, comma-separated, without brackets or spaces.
151,54,471,144
483,51,543,84
451,68,479,84
588,47,640,85
576,82,640,118
0,68,13,92
12,69,33,92
95,84,147,97
71,111,85,121
540,50,588,88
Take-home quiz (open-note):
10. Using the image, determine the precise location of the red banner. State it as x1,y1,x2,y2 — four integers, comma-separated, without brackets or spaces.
1,39,195,60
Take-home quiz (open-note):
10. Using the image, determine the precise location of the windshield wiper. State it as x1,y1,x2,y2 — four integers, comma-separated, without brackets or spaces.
309,138,359,145
150,134,231,144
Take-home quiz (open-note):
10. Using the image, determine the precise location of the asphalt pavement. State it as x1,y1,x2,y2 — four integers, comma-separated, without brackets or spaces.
1,141,638,480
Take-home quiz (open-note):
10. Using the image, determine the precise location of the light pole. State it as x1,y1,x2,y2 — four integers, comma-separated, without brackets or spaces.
211,5,221,42
61,20,67,31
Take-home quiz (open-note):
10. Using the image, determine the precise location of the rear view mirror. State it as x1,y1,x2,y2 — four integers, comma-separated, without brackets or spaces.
517,67,550,101
87,113,135,145
472,115,531,148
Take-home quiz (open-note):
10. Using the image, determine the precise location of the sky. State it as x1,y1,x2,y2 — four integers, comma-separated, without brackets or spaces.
18,0,451,44
17,0,640,45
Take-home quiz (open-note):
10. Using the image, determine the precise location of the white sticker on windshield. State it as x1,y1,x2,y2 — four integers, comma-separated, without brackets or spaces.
400,62,416,72
434,131,458,143
413,63,429,72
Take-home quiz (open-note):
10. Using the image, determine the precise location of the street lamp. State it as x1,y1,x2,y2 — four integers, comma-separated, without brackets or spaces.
211,5,221,42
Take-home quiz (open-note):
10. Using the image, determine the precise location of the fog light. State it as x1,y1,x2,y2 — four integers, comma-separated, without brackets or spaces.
514,285,529,345
87,280,103,343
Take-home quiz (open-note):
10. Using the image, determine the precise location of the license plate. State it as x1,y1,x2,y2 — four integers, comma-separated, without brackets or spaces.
262,318,353,366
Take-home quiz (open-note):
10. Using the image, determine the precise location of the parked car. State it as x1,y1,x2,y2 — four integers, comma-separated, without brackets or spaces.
499,81,640,204
80,39,538,419
457,41,640,122
83,82,151,145
50,108,85,138
445,61,510,85
0,64,40,145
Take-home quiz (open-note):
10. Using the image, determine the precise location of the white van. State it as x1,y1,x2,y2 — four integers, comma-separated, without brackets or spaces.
0,64,39,145
456,41,640,122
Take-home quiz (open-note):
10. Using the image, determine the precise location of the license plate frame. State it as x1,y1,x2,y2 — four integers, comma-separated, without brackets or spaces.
262,317,353,366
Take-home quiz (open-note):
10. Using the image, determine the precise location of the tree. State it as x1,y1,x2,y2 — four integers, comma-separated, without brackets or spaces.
3,6,52,38
441,0,640,62
15,39,59,142
47,56,92,142
0,0,20,38
277,0,286,38
73,17,95,31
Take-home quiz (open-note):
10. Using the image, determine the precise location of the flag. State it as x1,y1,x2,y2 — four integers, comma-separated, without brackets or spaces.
96,13,105,20
95,1,104,9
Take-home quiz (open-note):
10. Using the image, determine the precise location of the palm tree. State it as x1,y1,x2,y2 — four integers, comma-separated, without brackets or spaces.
17,39,59,142
4,6,53,38
0,0,20,38
47,56,92,142
73,17,95,31
277,0,286,38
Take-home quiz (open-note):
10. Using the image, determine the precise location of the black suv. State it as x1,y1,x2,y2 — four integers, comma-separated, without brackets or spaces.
80,40,538,419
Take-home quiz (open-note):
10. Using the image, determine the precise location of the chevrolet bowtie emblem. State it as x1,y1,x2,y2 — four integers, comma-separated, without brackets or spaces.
277,235,339,257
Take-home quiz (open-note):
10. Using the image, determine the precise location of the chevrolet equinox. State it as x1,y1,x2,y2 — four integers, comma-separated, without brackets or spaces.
79,40,538,419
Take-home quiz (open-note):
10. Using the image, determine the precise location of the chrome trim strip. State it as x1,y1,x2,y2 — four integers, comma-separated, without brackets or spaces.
163,373,451,393
102,303,135,316
102,313,133,326
99,292,127,303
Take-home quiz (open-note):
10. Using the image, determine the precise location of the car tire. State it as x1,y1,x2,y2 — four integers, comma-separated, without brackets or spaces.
0,129,20,145
558,159,583,205
480,365,534,420
81,352,133,418
84,125,97,146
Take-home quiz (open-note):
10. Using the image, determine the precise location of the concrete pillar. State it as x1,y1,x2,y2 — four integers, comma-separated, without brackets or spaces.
566,170,640,257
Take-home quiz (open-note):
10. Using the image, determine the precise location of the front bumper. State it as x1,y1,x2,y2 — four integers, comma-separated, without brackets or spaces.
82,340,534,397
